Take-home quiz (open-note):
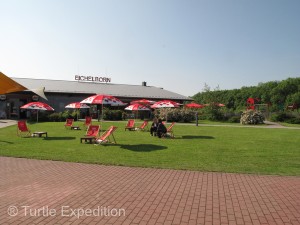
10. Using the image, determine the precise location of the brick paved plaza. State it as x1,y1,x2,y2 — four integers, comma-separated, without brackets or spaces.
1,157,299,225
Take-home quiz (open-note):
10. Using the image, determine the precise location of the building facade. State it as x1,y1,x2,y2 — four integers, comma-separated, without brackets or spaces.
0,77,192,119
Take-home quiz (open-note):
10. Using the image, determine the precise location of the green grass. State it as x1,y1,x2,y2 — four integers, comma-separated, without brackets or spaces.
1,121,299,176
279,122,300,128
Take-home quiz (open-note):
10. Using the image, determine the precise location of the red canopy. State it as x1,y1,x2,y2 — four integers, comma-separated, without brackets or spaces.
125,104,150,111
185,103,204,108
65,102,90,109
80,94,126,106
130,99,156,105
20,102,54,111
151,100,180,109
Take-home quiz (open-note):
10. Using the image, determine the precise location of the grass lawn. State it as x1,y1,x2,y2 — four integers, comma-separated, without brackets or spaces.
1,120,299,176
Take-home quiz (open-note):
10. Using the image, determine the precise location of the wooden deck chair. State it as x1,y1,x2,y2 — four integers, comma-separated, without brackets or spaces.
85,125,100,137
137,120,149,131
64,118,74,129
17,120,31,137
163,122,175,138
95,126,118,144
83,116,92,129
125,119,135,131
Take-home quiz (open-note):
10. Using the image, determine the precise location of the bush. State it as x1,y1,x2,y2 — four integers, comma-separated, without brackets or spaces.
103,109,123,121
240,110,265,125
203,104,225,121
48,113,61,122
270,112,292,122
61,110,72,120
288,117,300,124
71,111,80,121
154,108,195,123
227,115,240,123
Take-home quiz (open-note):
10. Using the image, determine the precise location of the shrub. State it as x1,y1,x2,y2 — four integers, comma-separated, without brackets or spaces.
240,110,264,125
227,115,240,123
288,117,300,124
48,112,61,122
103,109,123,121
154,108,195,123
61,110,72,120
270,112,293,122
203,104,225,121
71,110,80,121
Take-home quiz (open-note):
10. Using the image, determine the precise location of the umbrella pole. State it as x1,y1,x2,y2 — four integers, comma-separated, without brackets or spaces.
100,104,103,135
37,110,38,123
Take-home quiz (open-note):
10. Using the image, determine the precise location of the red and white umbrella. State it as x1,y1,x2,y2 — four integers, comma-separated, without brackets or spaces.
80,94,126,122
65,102,90,109
130,99,156,105
125,103,150,119
185,103,204,108
65,102,90,120
80,94,126,106
125,104,150,111
20,102,54,122
21,102,54,111
151,100,180,109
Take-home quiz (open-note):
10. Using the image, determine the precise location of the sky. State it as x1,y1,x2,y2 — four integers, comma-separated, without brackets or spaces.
1,0,300,97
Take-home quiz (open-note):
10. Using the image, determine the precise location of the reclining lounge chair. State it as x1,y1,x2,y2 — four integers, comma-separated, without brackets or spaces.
64,118,74,129
17,120,31,137
137,120,149,131
95,126,118,144
125,119,135,131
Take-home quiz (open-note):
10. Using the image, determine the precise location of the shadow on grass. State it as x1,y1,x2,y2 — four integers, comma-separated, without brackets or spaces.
0,140,14,144
43,137,76,141
118,144,167,152
181,135,215,139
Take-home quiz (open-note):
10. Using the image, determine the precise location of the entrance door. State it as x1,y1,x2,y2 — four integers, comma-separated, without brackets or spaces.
20,99,28,119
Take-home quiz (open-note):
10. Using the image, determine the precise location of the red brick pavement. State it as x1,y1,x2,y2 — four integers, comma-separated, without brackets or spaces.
0,157,299,225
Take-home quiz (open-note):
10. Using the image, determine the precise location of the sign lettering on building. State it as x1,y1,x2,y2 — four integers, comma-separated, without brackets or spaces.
75,75,111,83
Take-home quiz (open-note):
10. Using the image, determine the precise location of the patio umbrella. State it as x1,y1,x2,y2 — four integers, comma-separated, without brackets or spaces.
80,94,126,106
185,102,204,127
20,102,54,122
65,102,90,109
130,99,156,105
80,94,126,121
65,102,90,120
125,104,150,111
185,103,204,108
151,100,180,109
151,100,180,122
125,103,150,119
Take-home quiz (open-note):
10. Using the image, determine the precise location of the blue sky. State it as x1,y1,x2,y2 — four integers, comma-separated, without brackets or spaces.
1,0,299,96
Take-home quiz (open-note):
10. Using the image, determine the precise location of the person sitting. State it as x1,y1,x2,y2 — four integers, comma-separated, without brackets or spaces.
157,118,167,138
150,117,158,136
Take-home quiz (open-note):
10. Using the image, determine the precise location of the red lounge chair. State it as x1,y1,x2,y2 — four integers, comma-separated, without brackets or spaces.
163,122,175,138
83,116,92,129
17,120,31,137
85,125,100,137
80,125,100,144
125,119,135,131
95,126,118,144
64,118,74,128
137,120,149,131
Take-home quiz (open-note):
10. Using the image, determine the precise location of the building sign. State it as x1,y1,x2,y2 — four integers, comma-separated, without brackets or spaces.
75,75,111,83
32,95,39,101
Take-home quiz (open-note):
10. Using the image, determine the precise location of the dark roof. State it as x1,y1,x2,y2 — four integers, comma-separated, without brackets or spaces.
12,77,192,101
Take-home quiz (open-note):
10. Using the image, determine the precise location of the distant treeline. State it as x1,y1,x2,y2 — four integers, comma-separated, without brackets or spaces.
192,77,300,112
